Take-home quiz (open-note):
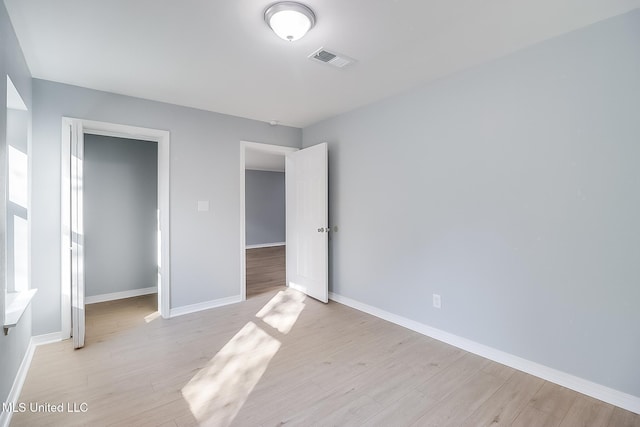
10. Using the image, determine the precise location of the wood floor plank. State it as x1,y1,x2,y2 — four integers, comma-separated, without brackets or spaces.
463,369,545,426
231,382,331,426
481,359,518,380
411,370,506,426
559,394,614,427
360,389,437,426
512,406,565,427
608,407,640,427
264,388,378,427
414,351,490,401
529,382,579,419
509,382,581,427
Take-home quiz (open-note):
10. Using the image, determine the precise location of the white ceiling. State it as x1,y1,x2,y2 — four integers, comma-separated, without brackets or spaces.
5,0,639,128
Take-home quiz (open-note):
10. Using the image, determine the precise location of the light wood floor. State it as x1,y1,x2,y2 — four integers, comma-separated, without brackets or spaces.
246,246,285,298
12,290,640,427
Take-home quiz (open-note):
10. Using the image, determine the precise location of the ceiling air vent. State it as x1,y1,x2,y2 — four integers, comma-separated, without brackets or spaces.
308,48,355,69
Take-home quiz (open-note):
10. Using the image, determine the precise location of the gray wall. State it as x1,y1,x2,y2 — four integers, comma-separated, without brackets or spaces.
31,79,301,335
84,135,158,298
303,9,640,398
245,170,285,246
0,1,33,407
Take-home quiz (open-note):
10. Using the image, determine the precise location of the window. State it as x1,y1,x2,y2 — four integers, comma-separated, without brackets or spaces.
3,75,35,332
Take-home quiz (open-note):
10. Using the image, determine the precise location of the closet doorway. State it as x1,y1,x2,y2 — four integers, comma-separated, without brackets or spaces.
61,118,170,348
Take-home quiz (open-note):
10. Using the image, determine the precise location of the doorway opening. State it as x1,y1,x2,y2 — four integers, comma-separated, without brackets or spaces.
82,134,158,343
245,165,286,298
61,118,170,348
240,142,297,300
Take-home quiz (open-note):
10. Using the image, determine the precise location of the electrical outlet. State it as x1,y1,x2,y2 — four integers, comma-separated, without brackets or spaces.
433,294,441,309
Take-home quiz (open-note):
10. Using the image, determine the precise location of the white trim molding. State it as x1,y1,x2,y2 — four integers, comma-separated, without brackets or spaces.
169,295,241,318
3,289,37,332
1,332,62,427
1,344,35,427
329,292,640,415
85,287,158,305
30,332,63,346
246,242,285,249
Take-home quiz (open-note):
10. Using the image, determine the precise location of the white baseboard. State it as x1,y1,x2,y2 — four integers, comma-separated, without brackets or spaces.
170,295,241,318
31,331,63,346
246,242,285,249
1,332,63,427
85,286,157,304
329,292,640,415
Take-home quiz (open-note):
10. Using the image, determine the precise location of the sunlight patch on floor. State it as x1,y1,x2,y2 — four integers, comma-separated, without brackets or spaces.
255,288,306,334
181,321,281,426
144,311,161,323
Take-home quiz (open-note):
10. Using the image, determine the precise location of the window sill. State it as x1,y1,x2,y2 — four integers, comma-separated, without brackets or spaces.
4,289,37,335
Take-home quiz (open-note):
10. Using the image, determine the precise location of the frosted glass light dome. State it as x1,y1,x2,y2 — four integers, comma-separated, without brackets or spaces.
264,2,316,41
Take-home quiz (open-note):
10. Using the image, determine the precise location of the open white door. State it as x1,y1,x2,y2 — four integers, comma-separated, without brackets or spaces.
286,142,328,303
70,121,85,349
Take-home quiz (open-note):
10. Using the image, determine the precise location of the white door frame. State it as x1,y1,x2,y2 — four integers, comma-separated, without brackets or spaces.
61,118,171,340
69,121,85,348
239,141,298,301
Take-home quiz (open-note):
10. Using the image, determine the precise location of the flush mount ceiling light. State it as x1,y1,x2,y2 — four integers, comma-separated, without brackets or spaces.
264,2,316,42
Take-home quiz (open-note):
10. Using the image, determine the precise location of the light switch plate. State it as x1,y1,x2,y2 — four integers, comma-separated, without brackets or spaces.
433,294,441,309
